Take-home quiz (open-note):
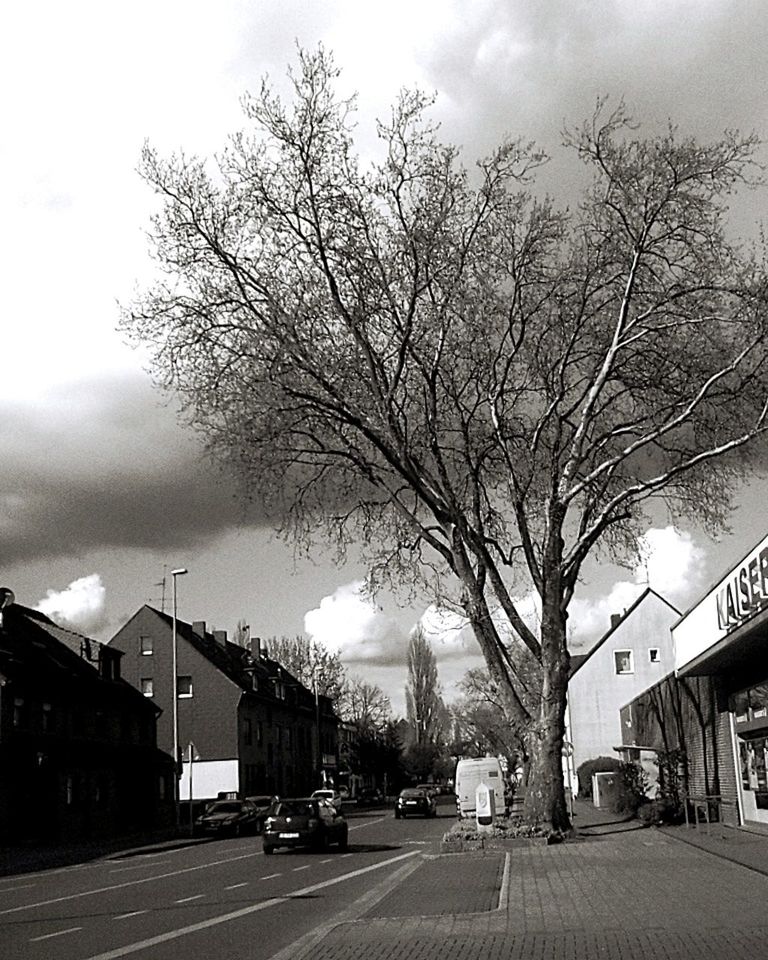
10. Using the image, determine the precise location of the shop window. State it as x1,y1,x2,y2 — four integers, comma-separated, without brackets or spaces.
614,650,634,675
177,676,193,698
141,678,154,698
648,648,660,663
41,702,53,733
140,635,153,656
750,684,768,719
12,698,25,728
733,689,750,723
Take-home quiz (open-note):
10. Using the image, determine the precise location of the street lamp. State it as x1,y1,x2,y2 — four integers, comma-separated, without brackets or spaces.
171,567,187,820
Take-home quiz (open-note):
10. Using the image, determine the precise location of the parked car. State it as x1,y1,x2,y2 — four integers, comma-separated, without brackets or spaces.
311,788,343,810
246,795,278,833
194,798,262,836
263,797,349,854
356,787,384,807
394,787,437,818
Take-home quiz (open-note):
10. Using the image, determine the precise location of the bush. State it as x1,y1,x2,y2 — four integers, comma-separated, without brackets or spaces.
611,761,648,814
443,814,559,843
576,756,623,798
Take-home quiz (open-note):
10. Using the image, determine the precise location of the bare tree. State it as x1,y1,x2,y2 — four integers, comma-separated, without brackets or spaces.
266,635,346,707
340,677,392,734
124,48,768,830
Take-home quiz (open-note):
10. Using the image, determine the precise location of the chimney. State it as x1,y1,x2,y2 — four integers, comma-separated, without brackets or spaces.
610,613,622,629
213,629,228,646
192,620,207,638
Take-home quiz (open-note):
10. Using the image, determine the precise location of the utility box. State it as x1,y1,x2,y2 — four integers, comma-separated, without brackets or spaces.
475,781,496,833
592,771,620,809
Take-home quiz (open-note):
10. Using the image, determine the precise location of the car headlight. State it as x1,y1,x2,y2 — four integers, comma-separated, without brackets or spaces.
264,817,274,830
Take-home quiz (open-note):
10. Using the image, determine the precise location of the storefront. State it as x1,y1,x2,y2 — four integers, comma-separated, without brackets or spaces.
672,532,768,828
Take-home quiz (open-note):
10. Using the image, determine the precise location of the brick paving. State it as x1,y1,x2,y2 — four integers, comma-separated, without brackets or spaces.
283,800,768,960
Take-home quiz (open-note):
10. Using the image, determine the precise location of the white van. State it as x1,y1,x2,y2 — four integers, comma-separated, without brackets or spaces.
454,757,506,818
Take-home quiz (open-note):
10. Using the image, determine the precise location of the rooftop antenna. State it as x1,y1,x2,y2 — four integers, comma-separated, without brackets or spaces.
149,565,168,612
0,587,15,629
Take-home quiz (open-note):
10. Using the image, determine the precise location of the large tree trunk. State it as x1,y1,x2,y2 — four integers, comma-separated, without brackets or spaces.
522,527,572,833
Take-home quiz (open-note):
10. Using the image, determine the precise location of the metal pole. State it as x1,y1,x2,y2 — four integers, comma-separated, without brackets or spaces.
188,742,194,836
171,567,187,829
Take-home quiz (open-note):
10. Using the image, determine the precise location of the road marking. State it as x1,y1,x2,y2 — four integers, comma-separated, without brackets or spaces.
81,851,420,960
261,873,281,879
175,894,205,904
0,850,262,916
110,861,171,874
349,817,385,830
30,926,82,942
114,911,148,921
0,882,35,892
292,865,310,871
339,853,352,858
224,882,248,890
319,858,333,864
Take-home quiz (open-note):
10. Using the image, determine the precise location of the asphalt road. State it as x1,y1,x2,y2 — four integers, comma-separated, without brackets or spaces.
0,798,453,960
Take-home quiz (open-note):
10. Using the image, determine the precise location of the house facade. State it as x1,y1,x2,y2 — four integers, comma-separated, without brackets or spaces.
0,601,174,846
111,606,339,803
566,588,681,791
623,531,768,828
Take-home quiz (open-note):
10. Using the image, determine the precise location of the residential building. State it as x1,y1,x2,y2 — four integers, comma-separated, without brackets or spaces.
111,606,339,803
623,531,768,828
0,600,174,845
566,588,680,792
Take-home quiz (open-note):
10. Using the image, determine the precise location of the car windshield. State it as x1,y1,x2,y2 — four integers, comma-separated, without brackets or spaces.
274,800,316,817
206,802,243,814
400,789,425,798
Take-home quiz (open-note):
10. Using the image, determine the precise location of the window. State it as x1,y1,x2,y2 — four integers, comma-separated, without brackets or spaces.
648,648,660,663
177,676,193,698
257,720,263,744
141,678,154,698
12,698,25,728
42,702,53,733
614,650,634,675
244,718,253,746
140,635,153,656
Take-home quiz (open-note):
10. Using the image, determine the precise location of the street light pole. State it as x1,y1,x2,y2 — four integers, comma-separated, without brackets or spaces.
171,567,187,826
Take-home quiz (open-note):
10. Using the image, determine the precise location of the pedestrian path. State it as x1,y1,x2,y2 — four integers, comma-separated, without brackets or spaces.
283,799,768,960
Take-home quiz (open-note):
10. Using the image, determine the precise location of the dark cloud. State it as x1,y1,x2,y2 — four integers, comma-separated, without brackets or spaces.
0,373,267,564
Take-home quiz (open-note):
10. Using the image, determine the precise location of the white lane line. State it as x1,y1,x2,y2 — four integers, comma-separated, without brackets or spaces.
319,858,333,864
0,850,262,916
224,883,248,890
82,850,420,960
0,882,35,892
114,911,148,921
110,861,171,874
175,894,205,904
292,865,310,872
340,853,353,858
30,926,82,942
349,817,385,830
261,873,281,879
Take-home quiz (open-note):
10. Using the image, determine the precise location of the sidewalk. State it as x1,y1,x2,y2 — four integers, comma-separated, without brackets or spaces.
278,799,768,960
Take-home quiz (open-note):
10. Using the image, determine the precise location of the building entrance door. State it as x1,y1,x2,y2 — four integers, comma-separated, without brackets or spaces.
738,736,768,825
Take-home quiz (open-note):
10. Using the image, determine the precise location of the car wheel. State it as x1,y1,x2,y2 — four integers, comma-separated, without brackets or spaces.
263,845,274,855
394,810,400,819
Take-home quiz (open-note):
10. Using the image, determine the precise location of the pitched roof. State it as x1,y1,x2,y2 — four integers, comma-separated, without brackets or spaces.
568,587,681,678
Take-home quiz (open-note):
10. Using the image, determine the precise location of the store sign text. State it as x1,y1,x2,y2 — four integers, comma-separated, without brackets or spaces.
716,545,768,630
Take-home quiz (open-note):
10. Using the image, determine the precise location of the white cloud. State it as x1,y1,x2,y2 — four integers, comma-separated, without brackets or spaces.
568,526,706,648
36,573,107,634
304,580,405,664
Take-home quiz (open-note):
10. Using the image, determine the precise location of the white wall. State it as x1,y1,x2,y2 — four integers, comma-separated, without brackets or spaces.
178,759,239,801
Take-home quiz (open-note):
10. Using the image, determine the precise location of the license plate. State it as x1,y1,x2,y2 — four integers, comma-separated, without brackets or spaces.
406,801,418,805
279,832,300,839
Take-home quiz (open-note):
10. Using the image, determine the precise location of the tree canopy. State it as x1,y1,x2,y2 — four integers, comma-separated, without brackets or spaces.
125,47,768,829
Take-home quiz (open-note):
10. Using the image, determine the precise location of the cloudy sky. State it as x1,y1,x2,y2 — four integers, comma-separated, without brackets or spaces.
2,1,767,713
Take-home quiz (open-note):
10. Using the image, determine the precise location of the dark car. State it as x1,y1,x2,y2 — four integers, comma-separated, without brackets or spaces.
356,787,385,807
194,798,262,836
394,787,437,818
263,798,349,854
246,795,278,833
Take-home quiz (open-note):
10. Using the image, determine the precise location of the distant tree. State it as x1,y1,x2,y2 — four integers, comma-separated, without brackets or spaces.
404,627,446,746
266,635,346,707
340,677,392,733
232,619,250,647
125,46,768,831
